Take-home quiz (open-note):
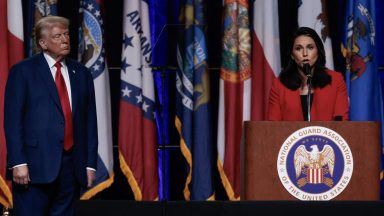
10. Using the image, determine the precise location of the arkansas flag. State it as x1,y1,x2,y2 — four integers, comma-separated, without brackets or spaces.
0,0,24,209
119,0,159,200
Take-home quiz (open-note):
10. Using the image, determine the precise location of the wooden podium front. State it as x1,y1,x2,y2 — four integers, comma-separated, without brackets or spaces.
241,121,380,200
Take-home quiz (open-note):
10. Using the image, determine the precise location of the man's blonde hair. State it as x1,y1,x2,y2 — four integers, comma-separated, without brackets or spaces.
34,16,70,49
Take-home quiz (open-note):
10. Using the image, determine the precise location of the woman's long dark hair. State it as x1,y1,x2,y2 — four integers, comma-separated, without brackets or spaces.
279,27,331,90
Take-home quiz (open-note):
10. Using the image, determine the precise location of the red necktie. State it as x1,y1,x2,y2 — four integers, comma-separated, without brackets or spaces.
54,62,73,151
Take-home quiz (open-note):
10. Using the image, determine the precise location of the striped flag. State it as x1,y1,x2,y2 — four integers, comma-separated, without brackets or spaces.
26,0,58,56
341,0,384,198
251,0,281,120
119,0,158,200
218,0,281,200
307,168,323,184
176,0,214,200
298,0,334,69
0,0,24,209
217,0,251,200
78,0,114,199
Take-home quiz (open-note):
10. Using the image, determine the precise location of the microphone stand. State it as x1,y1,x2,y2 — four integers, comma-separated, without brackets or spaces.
150,65,178,202
306,74,312,122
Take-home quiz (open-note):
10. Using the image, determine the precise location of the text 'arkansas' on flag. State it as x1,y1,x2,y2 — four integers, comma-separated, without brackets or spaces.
119,0,159,201
78,0,114,200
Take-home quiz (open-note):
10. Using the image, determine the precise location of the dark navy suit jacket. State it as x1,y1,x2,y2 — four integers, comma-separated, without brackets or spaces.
4,53,98,187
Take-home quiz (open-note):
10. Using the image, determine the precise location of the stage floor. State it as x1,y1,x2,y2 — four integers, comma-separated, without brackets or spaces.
75,200,384,216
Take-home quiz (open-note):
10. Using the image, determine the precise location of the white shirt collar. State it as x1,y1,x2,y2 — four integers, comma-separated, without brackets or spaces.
43,52,66,69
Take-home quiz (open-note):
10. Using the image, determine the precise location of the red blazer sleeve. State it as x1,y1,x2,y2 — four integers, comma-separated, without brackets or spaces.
332,71,349,120
268,78,283,120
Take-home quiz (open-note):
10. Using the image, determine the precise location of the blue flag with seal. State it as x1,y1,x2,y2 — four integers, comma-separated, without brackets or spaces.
341,0,384,198
78,0,114,199
175,0,214,200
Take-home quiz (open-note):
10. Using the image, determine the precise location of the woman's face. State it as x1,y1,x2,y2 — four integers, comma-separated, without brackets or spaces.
291,35,318,68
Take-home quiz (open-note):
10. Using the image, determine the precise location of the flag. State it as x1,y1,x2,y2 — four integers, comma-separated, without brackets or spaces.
298,0,334,69
251,0,281,120
78,0,114,199
26,0,58,56
377,0,384,199
148,0,170,200
119,0,158,200
217,0,251,200
0,0,24,209
341,0,384,198
176,0,214,200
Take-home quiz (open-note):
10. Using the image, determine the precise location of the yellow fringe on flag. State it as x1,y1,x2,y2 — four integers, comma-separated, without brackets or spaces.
175,117,192,200
217,160,240,201
176,117,215,201
119,151,143,200
80,172,114,200
0,176,12,208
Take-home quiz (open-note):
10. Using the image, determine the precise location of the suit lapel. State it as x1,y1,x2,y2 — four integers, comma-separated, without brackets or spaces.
37,53,62,111
67,60,79,117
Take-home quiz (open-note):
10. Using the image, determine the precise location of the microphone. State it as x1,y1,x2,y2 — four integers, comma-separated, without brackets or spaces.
303,63,312,122
303,63,311,77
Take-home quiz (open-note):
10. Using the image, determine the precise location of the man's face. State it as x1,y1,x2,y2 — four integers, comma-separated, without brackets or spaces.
39,24,71,61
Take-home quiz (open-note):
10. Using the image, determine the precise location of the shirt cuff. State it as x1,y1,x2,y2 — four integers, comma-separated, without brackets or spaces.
13,163,27,168
86,167,96,171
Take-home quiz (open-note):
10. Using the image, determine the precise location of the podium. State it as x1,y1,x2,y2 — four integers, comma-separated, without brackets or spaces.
241,121,381,200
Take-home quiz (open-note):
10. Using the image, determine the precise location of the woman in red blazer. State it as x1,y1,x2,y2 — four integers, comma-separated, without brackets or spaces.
268,27,349,121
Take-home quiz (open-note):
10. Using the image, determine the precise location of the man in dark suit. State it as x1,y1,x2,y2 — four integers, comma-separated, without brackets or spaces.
4,16,98,216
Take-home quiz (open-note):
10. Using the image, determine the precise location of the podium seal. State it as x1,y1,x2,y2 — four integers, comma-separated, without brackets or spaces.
277,126,353,200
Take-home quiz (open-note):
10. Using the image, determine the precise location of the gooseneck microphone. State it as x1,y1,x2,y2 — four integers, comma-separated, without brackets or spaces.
303,63,311,77
303,63,312,121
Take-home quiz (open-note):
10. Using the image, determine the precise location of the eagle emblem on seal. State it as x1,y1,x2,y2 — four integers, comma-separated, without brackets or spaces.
294,145,335,188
